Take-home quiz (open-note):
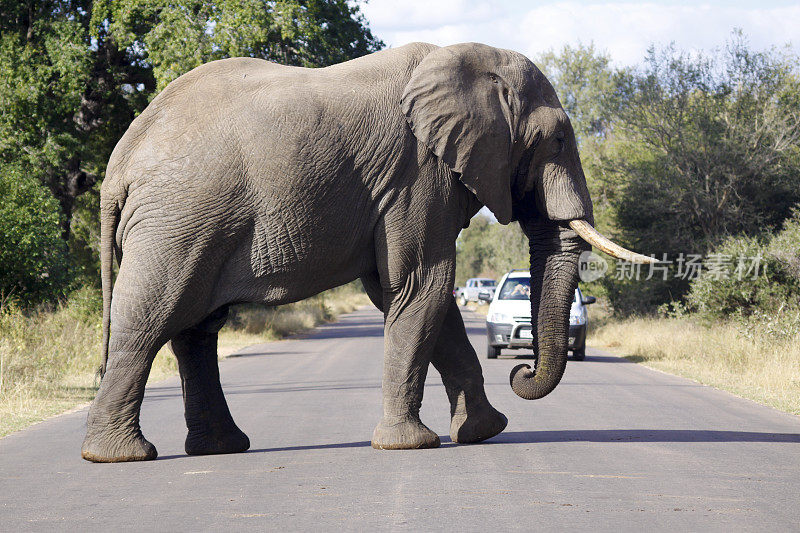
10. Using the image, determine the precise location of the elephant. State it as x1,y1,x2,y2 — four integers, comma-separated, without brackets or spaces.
81,42,652,462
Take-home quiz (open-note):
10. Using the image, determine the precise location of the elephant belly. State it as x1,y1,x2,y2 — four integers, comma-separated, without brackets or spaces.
213,202,376,308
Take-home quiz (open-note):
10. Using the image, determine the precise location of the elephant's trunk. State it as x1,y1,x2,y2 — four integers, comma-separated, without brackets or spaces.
510,219,583,400
510,216,655,400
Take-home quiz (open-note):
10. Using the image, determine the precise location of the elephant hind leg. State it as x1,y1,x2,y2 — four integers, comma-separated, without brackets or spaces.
82,249,218,462
82,316,167,462
169,307,250,456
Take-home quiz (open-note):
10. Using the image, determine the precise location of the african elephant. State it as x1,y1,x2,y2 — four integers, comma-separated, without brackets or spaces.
82,42,651,462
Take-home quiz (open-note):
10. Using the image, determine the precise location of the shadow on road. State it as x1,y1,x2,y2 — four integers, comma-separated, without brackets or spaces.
497,353,630,363
226,351,302,359
488,429,800,444
306,326,385,339
154,429,800,460
305,317,385,339
581,355,631,363
300,318,483,339
145,378,537,402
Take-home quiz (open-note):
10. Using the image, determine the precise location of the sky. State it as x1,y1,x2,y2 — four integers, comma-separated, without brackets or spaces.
361,0,799,66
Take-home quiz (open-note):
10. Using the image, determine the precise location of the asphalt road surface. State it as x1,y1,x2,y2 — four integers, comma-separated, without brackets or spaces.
2,307,800,531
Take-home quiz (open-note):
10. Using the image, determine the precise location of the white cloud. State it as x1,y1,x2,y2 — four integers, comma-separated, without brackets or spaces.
361,1,800,66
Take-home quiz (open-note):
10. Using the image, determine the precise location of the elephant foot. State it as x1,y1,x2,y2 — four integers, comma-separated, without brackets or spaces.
81,430,158,463
450,404,508,444
185,423,250,456
371,416,440,450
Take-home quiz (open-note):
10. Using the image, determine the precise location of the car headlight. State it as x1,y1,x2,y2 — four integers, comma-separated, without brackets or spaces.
488,312,512,324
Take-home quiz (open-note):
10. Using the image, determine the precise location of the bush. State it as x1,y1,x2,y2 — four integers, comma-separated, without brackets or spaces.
598,271,686,317
0,166,70,305
687,209,800,318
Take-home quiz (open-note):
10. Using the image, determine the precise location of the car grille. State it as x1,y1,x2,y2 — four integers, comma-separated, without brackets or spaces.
513,316,531,323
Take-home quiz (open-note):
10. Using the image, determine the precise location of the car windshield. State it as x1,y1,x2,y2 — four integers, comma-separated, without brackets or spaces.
498,278,530,300
478,280,496,287
497,280,582,302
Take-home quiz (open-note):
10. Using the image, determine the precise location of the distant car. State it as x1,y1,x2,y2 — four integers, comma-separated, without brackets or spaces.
484,269,595,360
456,277,497,306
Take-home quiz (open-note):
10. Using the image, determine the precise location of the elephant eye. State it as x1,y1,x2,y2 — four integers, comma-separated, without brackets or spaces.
552,137,565,158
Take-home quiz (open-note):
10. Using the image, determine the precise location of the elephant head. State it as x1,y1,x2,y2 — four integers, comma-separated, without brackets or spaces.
401,43,654,399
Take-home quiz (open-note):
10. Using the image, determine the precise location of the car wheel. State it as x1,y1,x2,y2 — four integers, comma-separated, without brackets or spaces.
572,347,586,361
487,345,500,359
459,295,468,306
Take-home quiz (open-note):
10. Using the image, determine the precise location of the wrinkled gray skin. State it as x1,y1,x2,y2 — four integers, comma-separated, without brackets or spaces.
82,42,592,462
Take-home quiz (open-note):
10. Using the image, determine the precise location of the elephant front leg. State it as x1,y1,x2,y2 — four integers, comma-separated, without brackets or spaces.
169,308,250,456
370,275,449,450
431,298,507,443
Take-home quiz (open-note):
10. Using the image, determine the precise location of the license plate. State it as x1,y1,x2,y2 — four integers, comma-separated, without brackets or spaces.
519,329,533,339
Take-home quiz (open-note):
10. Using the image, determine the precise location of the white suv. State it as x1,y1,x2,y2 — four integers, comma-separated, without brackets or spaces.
457,277,496,306
485,269,595,360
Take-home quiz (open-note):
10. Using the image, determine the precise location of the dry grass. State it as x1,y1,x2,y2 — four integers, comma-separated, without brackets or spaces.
218,287,370,356
589,315,800,415
0,285,370,437
465,301,490,316
0,288,178,436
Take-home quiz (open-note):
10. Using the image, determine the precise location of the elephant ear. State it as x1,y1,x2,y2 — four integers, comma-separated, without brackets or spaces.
401,43,521,224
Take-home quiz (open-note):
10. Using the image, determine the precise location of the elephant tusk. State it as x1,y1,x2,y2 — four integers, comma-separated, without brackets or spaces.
569,219,657,265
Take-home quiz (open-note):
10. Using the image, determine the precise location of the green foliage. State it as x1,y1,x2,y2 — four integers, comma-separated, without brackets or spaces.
596,266,683,317
686,208,800,319
96,0,383,91
455,214,528,285
605,32,800,257
0,165,70,304
537,42,623,142
66,183,102,288
0,1,96,235
0,1,382,305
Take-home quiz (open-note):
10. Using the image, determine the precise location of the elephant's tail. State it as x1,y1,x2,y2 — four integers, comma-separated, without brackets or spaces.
99,182,123,379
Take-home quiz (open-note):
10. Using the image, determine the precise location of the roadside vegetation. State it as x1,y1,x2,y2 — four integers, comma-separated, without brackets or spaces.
590,314,800,415
590,210,800,414
217,285,371,357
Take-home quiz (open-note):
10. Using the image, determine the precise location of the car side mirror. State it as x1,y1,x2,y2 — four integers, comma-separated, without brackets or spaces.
583,295,596,305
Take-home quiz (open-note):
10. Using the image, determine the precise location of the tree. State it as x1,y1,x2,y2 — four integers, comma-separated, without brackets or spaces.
531,33,800,314
0,164,70,304
537,42,623,142
95,0,384,91
0,1,96,239
606,32,800,256
595,32,800,313
0,0,383,242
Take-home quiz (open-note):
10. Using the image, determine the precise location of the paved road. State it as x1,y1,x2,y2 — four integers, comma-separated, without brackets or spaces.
2,307,799,531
